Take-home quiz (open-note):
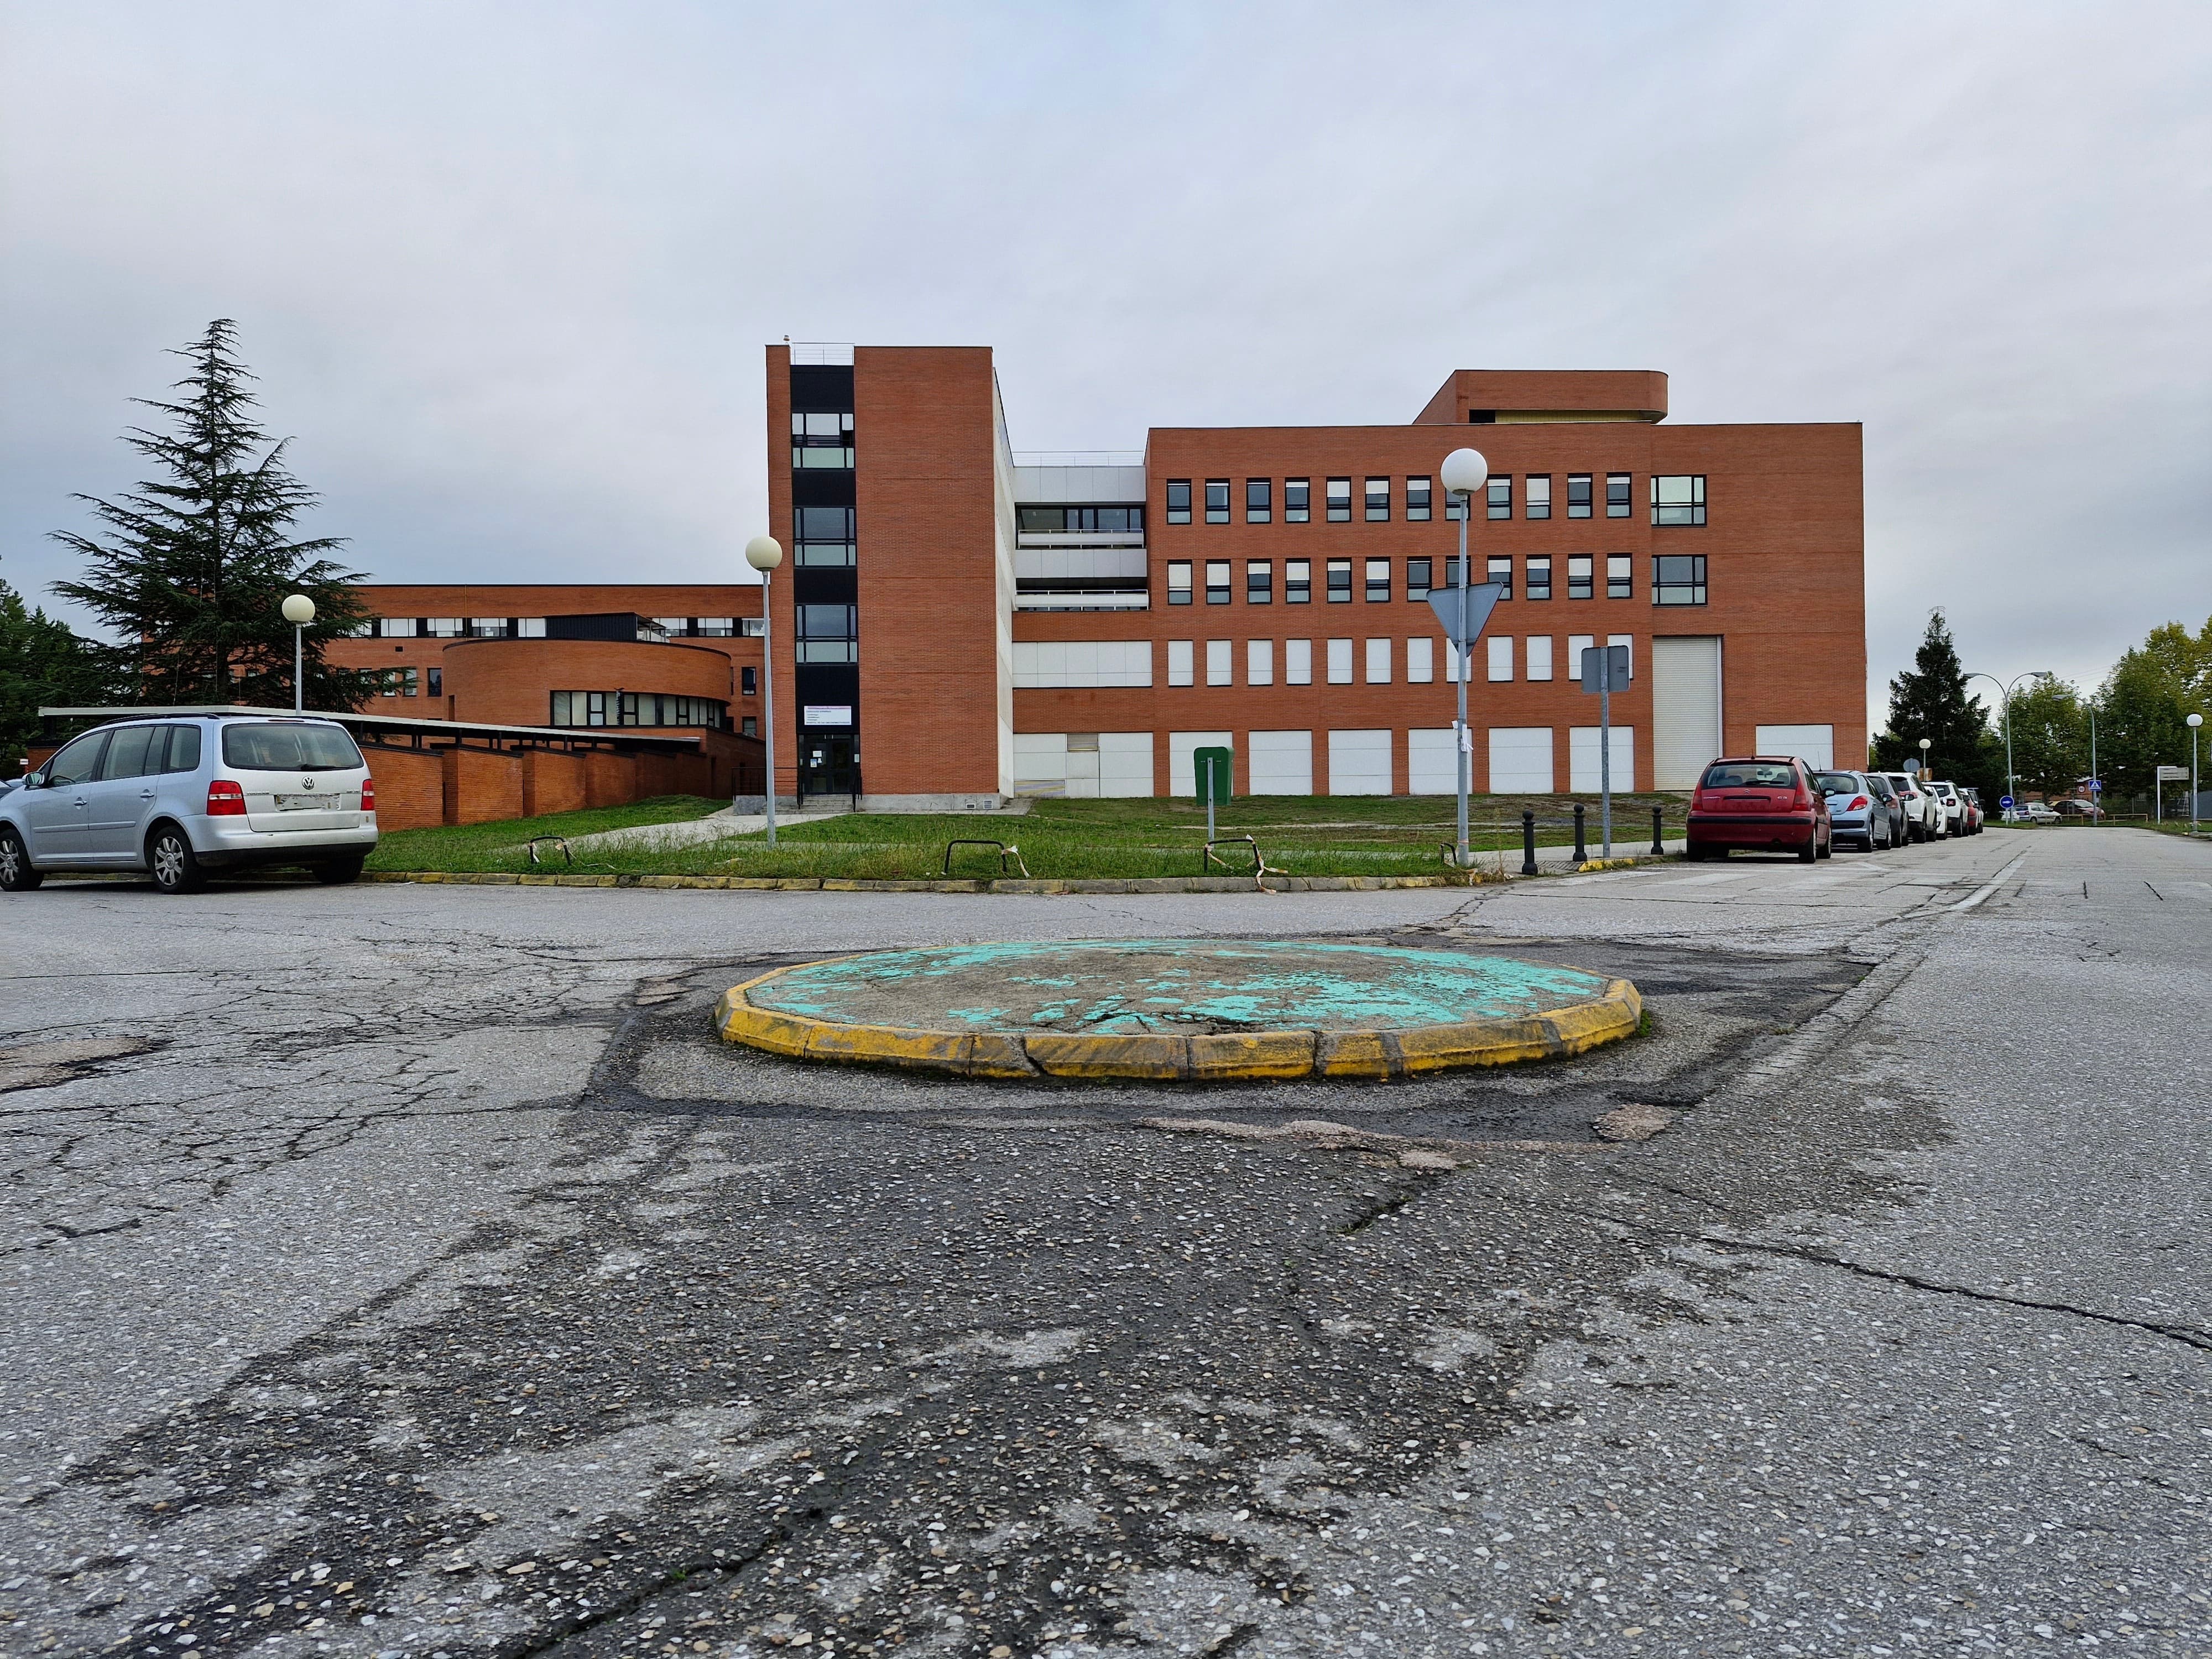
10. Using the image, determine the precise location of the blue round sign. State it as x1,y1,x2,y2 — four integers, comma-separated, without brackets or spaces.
1999,795,2015,808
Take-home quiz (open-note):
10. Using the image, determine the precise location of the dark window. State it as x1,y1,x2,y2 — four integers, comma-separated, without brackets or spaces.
1284,478,1311,523
1205,560,1231,603
796,604,859,664
1608,554,1633,599
1568,474,1593,518
795,504,858,567
1245,479,1271,523
160,725,201,774
1166,479,1192,524
1568,555,1594,601
426,667,442,697
1606,473,1632,517
1526,556,1552,601
1326,559,1353,602
1326,478,1352,522
1652,475,1707,526
42,732,108,786
1246,560,1273,603
1364,477,1390,521
1365,558,1391,602
1487,555,1513,600
1406,476,1432,521
1167,561,1193,605
222,722,363,772
96,726,159,780
1407,557,1433,599
1486,476,1511,520
1285,559,1312,603
1525,474,1552,520
790,410,854,469
741,716,758,737
742,666,759,695
1204,479,1231,524
1015,505,1145,533
1653,554,1708,605
1442,556,1465,588
1468,409,1496,424
1702,761,1796,790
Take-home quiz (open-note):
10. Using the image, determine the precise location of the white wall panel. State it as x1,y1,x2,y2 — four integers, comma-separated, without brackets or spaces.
1286,639,1313,685
1408,728,1459,795
1570,726,1638,792
1206,639,1232,686
1328,728,1392,795
1098,732,1154,797
1365,638,1391,684
1489,727,1554,793
1756,724,1835,769
1246,729,1313,795
1651,636,1723,787
1487,635,1514,682
1167,639,1193,686
1246,639,1273,685
1169,730,1233,797
1011,640,1152,688
1406,637,1434,684
1326,638,1354,685
1013,733,1067,794
1526,635,1553,681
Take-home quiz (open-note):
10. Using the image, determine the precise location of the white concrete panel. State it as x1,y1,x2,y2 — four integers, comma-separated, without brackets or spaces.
1328,728,1392,795
1568,635,1595,684
1098,732,1155,797
1406,637,1434,684
1756,724,1835,769
1286,639,1313,685
1246,639,1273,685
1608,634,1635,678
1570,726,1639,792
1014,546,1149,581
1206,639,1232,686
1011,640,1152,689
1063,740,1101,799
1651,635,1723,788
1489,727,1554,794
1013,733,1067,795
1170,730,1234,797
1327,638,1354,684
1487,635,1514,682
1247,729,1313,795
1167,639,1194,687
1408,728,1459,795
1011,464,1147,504
1365,638,1391,684
1526,635,1553,681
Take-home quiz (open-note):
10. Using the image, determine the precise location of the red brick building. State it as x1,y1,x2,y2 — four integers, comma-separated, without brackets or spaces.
338,347,1864,807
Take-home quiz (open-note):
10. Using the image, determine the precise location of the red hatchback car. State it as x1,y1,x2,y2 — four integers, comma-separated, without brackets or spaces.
1687,756,1833,862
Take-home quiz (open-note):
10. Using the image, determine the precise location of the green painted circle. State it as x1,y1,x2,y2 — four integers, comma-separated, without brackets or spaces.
747,940,1611,1035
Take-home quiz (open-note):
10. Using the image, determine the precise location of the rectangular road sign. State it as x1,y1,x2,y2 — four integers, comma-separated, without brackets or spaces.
2157,765,2189,781
1425,581,1505,646
1578,643,1632,692
1194,746,1234,804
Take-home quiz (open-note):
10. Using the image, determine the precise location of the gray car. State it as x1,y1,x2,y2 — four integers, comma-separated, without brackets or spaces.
1814,769,1895,851
0,714,378,895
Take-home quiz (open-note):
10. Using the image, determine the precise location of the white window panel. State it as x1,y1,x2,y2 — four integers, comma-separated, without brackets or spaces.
1489,727,1555,793
1170,730,1233,797
1406,637,1434,684
1327,728,1392,795
1568,634,1596,682
1755,724,1835,769
1526,635,1554,681
1013,733,1069,796
1487,635,1514,682
1206,639,1232,686
1365,638,1391,684
1444,641,1466,684
1569,726,1638,792
1286,639,1313,686
1247,639,1274,686
1011,640,1152,688
1098,731,1156,797
1407,728,1459,794
1168,640,1194,687
1326,638,1354,685
1608,634,1634,679
1246,729,1312,795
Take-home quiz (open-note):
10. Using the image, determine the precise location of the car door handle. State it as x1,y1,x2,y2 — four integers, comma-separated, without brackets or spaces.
139,790,158,800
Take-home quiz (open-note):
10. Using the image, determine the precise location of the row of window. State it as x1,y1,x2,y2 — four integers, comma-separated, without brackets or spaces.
1165,474,1708,526
374,667,439,697
791,411,856,469
368,617,549,639
1164,554,1707,606
547,691,728,729
1016,505,1145,534
1157,633,1634,687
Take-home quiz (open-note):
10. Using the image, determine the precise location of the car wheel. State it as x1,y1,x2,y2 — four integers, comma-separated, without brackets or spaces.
1817,831,1833,859
0,825,41,892
1798,834,1818,863
148,825,207,895
312,857,364,885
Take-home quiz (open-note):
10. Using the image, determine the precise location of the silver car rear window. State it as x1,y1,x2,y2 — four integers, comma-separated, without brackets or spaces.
221,721,363,773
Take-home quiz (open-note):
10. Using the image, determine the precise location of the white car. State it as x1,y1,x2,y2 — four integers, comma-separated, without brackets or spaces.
0,714,378,895
2007,801,2060,823
1924,780,1966,835
1879,772,1945,842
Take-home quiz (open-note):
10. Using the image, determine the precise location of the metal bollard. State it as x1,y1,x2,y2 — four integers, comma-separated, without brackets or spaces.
1573,803,1587,864
1521,808,1538,876
1651,804,1665,855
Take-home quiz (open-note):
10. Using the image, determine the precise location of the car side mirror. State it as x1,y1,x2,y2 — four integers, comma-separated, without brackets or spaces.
21,773,43,790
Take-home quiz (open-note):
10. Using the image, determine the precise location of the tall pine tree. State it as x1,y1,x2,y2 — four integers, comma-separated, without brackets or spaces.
1873,608,2003,789
50,320,370,709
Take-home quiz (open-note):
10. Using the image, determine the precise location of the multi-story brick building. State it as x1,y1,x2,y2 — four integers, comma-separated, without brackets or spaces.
337,346,1865,808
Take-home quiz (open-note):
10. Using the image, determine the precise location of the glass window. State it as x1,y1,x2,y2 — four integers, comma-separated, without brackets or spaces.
1167,561,1193,605
697,617,735,637
796,604,859,663
1245,479,1271,523
378,617,419,638
43,732,108,786
1285,559,1312,604
1568,555,1594,601
1204,479,1230,524
1364,558,1391,603
1166,479,1192,525
1652,475,1707,526
741,716,758,737
1568,474,1593,519
222,722,363,771
1406,477,1432,521
1487,555,1512,599
1284,478,1311,523
1205,560,1231,603
790,410,855,468
424,617,463,638
378,667,419,697
1246,560,1273,604
653,616,691,637
796,505,857,566
742,666,758,695
1486,476,1511,520
96,726,159,780
516,618,546,638
426,667,442,697
738,618,765,637
1326,478,1352,522
1608,554,1633,599
468,618,510,638
1607,473,1632,518
1407,557,1432,600
1326,559,1352,603
1526,555,1552,601
1364,477,1390,521
1445,483,1467,521
160,725,202,774
1525,475,1552,520
1653,554,1708,605
1442,556,1465,589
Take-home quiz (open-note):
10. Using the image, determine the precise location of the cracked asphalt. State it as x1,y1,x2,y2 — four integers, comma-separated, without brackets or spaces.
2,827,2205,1659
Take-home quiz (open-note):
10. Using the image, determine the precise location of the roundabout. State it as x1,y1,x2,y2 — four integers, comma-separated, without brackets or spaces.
714,938,1641,1081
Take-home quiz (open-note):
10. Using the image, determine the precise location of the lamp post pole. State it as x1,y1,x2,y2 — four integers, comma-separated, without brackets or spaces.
744,536,785,846
1965,670,2047,810
2190,713,2203,832
1438,448,1489,870
281,594,316,713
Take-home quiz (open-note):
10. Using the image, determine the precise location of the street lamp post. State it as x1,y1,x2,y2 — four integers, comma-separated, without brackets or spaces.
743,536,785,846
2190,712,2204,832
1965,669,2048,811
1438,447,1490,870
280,594,316,713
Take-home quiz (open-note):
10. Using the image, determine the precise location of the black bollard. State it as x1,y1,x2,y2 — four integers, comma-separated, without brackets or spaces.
1651,804,1665,855
1573,802,1587,863
1521,808,1538,876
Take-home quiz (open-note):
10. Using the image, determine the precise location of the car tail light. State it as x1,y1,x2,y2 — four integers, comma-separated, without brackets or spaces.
1850,795,1869,811
206,779,246,816
360,776,375,812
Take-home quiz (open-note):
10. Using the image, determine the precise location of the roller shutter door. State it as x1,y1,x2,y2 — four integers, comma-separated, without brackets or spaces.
1488,728,1554,794
1651,637,1723,788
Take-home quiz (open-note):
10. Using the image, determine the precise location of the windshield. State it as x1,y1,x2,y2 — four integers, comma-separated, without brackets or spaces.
221,721,363,773
1703,763,1796,789
1813,771,1860,795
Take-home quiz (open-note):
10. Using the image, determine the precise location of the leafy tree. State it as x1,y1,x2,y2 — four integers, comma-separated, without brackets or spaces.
2001,674,2088,798
1872,608,2002,792
2093,615,2212,808
0,576,116,774
49,320,370,709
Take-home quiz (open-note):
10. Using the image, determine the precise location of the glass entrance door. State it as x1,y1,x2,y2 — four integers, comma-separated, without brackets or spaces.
799,735,859,804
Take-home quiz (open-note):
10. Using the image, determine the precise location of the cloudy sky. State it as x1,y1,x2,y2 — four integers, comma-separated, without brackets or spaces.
3,1,2207,721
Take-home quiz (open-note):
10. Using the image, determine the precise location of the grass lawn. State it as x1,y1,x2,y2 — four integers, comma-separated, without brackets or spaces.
368,792,1681,880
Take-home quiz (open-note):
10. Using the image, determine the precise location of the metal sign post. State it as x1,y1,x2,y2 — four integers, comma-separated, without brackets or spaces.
1194,746,1234,843
1425,580,1505,868
1578,643,1632,857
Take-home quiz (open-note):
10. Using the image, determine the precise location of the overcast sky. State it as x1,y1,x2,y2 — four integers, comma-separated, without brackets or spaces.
3,1,2207,722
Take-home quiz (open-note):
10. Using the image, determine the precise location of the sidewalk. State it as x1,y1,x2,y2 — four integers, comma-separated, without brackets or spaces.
547,806,848,855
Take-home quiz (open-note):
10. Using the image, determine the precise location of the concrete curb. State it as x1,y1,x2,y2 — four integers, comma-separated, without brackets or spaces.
712,959,1642,1082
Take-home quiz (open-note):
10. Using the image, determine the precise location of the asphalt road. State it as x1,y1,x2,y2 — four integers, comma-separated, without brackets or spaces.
2,827,2205,1659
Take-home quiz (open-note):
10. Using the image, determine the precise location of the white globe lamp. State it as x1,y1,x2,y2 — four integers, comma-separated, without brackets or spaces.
281,594,316,712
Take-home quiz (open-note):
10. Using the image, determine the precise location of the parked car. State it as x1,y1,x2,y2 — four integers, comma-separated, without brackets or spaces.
1687,756,1833,862
1880,771,1945,842
1957,786,1985,834
0,714,377,895
1866,771,1909,848
1813,769,1894,852
2053,797,2098,818
1926,780,1968,836
2009,800,2060,823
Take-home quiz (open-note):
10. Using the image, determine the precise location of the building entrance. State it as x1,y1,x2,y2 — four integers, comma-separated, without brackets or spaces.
800,735,859,805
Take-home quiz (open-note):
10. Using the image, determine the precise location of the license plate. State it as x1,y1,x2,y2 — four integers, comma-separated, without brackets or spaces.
275,794,342,810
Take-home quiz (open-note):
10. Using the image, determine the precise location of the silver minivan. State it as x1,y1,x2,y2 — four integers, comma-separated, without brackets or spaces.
0,714,378,894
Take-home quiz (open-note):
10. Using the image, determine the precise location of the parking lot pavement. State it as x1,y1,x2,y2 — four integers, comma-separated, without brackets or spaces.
2,828,2205,1658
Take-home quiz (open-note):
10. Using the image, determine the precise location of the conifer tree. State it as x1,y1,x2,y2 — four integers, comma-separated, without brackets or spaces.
1873,608,2002,789
0,576,115,773
50,320,369,708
